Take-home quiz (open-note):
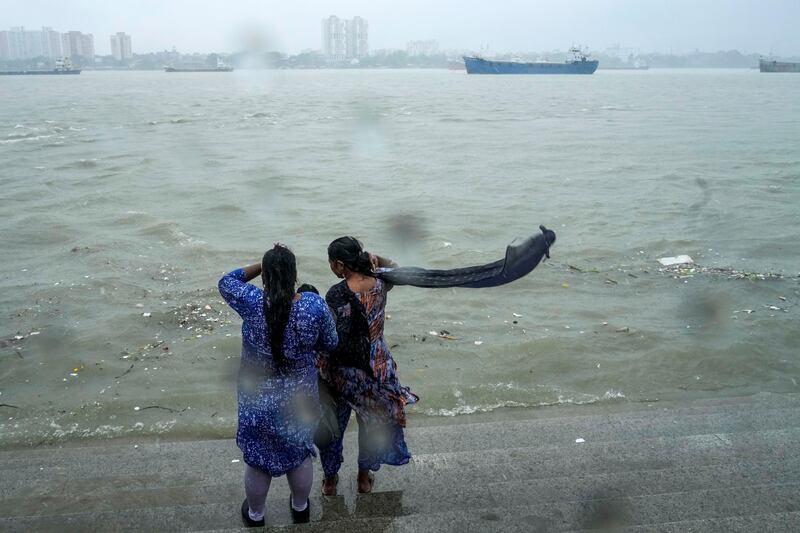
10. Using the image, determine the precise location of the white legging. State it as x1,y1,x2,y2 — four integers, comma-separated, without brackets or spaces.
244,457,313,516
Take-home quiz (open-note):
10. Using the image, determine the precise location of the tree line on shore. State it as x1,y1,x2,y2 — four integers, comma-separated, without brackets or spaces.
3,48,797,71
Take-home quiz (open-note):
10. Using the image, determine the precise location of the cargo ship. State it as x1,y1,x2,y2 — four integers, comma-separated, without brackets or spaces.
0,57,81,76
759,58,800,73
463,47,598,75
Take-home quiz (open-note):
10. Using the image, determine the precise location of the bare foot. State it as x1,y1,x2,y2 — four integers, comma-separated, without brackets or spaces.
321,474,338,496
357,469,374,494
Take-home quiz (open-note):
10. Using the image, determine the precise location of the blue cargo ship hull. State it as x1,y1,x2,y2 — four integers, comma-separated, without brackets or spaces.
463,56,598,75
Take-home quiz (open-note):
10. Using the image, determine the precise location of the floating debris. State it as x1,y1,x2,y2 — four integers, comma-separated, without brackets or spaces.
658,255,694,266
659,263,786,282
115,364,134,379
429,330,458,340
142,312,151,318
575,438,586,444
474,340,483,346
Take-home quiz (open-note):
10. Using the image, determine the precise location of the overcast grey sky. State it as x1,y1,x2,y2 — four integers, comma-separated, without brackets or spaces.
4,0,800,56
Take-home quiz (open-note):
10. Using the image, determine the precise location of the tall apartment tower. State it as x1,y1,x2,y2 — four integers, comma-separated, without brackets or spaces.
62,31,94,62
110,32,133,61
322,16,368,62
345,17,368,59
0,26,62,60
321,16,345,62
42,27,62,58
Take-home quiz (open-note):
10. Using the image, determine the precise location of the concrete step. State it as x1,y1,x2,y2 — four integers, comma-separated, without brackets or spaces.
3,391,798,466
3,483,800,532
2,425,799,502
3,452,799,521
3,393,800,531
567,511,800,532
4,395,800,477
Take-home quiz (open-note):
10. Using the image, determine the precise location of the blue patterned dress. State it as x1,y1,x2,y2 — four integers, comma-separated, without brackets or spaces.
218,269,338,476
318,278,419,477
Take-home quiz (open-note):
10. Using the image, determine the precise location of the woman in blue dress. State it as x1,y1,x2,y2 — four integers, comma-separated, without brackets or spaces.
218,244,337,527
318,237,419,495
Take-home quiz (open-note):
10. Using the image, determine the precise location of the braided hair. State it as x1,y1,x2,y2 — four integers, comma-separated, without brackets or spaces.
261,244,296,373
327,236,374,277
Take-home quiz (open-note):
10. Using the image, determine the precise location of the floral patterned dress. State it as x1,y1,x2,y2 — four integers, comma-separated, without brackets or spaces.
318,278,419,476
218,269,338,476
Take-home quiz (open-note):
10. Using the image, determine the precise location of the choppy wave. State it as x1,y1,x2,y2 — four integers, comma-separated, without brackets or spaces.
0,134,55,145
420,389,627,417
55,158,98,169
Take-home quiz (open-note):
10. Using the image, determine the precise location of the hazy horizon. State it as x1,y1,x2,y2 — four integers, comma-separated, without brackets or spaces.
4,0,800,57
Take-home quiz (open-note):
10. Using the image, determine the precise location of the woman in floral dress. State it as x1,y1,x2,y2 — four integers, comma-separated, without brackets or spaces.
318,236,419,495
218,244,337,527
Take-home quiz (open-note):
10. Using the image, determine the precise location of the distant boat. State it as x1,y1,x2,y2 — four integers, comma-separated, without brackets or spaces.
759,58,800,73
447,60,466,71
164,66,234,73
0,57,81,76
464,47,598,75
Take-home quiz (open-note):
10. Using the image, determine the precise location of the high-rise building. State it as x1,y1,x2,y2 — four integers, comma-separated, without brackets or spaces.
110,32,133,61
345,16,368,59
42,27,63,58
322,16,368,62
62,31,94,62
81,33,95,62
0,26,62,60
321,16,345,62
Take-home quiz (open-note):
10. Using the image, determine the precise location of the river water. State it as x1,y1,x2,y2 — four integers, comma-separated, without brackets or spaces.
1,68,798,448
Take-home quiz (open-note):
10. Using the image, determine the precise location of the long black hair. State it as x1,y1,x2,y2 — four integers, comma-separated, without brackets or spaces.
262,244,296,372
327,236,374,277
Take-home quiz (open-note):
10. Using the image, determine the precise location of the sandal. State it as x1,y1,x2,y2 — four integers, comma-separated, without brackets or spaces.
357,471,374,494
321,474,338,496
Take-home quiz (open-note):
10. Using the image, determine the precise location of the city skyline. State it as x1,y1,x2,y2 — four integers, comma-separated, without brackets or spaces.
4,0,800,57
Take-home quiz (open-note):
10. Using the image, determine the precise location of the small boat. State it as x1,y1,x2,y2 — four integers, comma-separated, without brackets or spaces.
464,47,598,75
759,58,800,73
0,57,81,76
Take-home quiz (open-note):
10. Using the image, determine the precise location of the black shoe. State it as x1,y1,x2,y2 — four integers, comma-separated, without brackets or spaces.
241,498,265,528
290,496,310,524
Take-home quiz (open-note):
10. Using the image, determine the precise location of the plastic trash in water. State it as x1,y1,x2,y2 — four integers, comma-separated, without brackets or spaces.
429,330,458,340
658,255,694,266
575,438,585,443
